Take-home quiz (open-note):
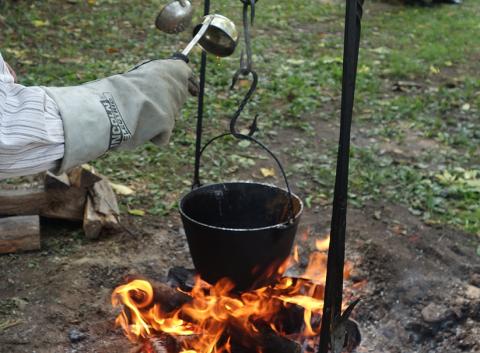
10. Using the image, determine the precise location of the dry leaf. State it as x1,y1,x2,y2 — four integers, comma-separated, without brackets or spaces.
260,168,276,178
32,20,49,27
110,182,135,196
429,65,440,75
128,209,145,216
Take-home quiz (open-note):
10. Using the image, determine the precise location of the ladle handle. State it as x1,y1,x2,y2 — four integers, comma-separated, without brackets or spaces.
181,15,214,56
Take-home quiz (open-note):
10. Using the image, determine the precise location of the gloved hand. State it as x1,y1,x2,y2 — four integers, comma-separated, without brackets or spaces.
43,59,194,174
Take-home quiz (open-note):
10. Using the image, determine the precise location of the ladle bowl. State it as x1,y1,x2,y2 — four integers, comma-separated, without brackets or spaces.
192,14,238,57
156,0,194,34
179,182,303,291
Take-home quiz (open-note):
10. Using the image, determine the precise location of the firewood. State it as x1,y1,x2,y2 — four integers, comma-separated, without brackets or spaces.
83,195,103,239
90,178,120,216
0,216,40,254
0,186,85,221
167,267,197,291
0,188,48,216
258,325,302,353
44,171,70,190
43,185,86,221
82,177,120,239
123,276,192,313
129,344,144,353
68,165,102,188
143,335,178,353
227,317,302,353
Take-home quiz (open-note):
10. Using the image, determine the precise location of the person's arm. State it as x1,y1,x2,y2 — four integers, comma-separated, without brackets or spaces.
0,52,65,179
0,53,194,179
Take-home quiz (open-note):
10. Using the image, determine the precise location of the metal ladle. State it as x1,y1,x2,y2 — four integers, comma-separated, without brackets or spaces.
180,14,238,58
155,0,194,34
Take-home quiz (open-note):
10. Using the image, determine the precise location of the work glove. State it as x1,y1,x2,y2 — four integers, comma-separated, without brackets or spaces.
43,59,195,174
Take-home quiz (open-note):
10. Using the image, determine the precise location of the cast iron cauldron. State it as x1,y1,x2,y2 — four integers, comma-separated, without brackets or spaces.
179,182,303,291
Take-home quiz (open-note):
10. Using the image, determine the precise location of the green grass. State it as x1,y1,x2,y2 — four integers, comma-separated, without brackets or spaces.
1,0,479,235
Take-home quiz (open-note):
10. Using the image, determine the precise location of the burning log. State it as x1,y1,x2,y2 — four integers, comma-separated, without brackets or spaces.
0,215,40,254
123,276,192,313
141,335,178,353
167,266,197,291
227,318,302,353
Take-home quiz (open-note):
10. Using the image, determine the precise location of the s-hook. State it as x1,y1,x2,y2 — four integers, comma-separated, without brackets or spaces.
230,0,259,137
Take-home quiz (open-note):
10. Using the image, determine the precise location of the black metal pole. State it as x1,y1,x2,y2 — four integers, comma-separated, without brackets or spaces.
318,0,363,352
192,0,211,188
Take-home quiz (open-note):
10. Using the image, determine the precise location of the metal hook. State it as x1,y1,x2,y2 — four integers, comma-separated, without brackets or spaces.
229,70,258,137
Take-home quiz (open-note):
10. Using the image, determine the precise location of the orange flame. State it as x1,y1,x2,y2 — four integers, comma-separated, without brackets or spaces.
112,234,352,353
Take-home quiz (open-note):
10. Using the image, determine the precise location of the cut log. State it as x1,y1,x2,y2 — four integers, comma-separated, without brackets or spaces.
43,186,86,221
143,335,178,353
0,188,48,216
68,166,102,188
0,216,40,254
83,195,103,239
82,178,120,239
123,276,192,313
44,171,70,190
167,267,197,291
90,178,120,216
227,318,302,353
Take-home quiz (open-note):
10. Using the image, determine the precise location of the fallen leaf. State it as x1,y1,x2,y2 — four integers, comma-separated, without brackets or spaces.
128,209,145,216
286,58,305,66
32,20,49,27
429,65,440,75
59,57,82,64
322,56,343,64
260,168,276,178
358,65,370,74
110,182,135,196
371,46,391,55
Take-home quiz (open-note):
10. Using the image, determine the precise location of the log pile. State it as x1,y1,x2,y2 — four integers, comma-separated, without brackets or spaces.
0,165,121,254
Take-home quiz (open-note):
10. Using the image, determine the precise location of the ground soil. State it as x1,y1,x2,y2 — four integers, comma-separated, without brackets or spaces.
0,195,479,353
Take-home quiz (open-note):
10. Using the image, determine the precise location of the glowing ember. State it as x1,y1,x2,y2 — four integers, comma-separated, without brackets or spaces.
112,235,350,353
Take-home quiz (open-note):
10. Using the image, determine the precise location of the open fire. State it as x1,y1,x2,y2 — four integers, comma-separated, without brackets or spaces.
111,235,355,353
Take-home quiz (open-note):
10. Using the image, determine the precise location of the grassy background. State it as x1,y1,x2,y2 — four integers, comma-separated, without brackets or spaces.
1,0,479,234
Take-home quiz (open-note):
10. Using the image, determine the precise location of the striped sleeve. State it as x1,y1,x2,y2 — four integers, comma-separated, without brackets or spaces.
0,51,65,179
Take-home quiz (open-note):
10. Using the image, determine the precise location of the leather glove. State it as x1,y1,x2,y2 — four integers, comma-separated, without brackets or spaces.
43,59,193,173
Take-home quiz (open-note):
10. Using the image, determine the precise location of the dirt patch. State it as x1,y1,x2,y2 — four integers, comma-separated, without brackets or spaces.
345,203,480,353
1,200,479,353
